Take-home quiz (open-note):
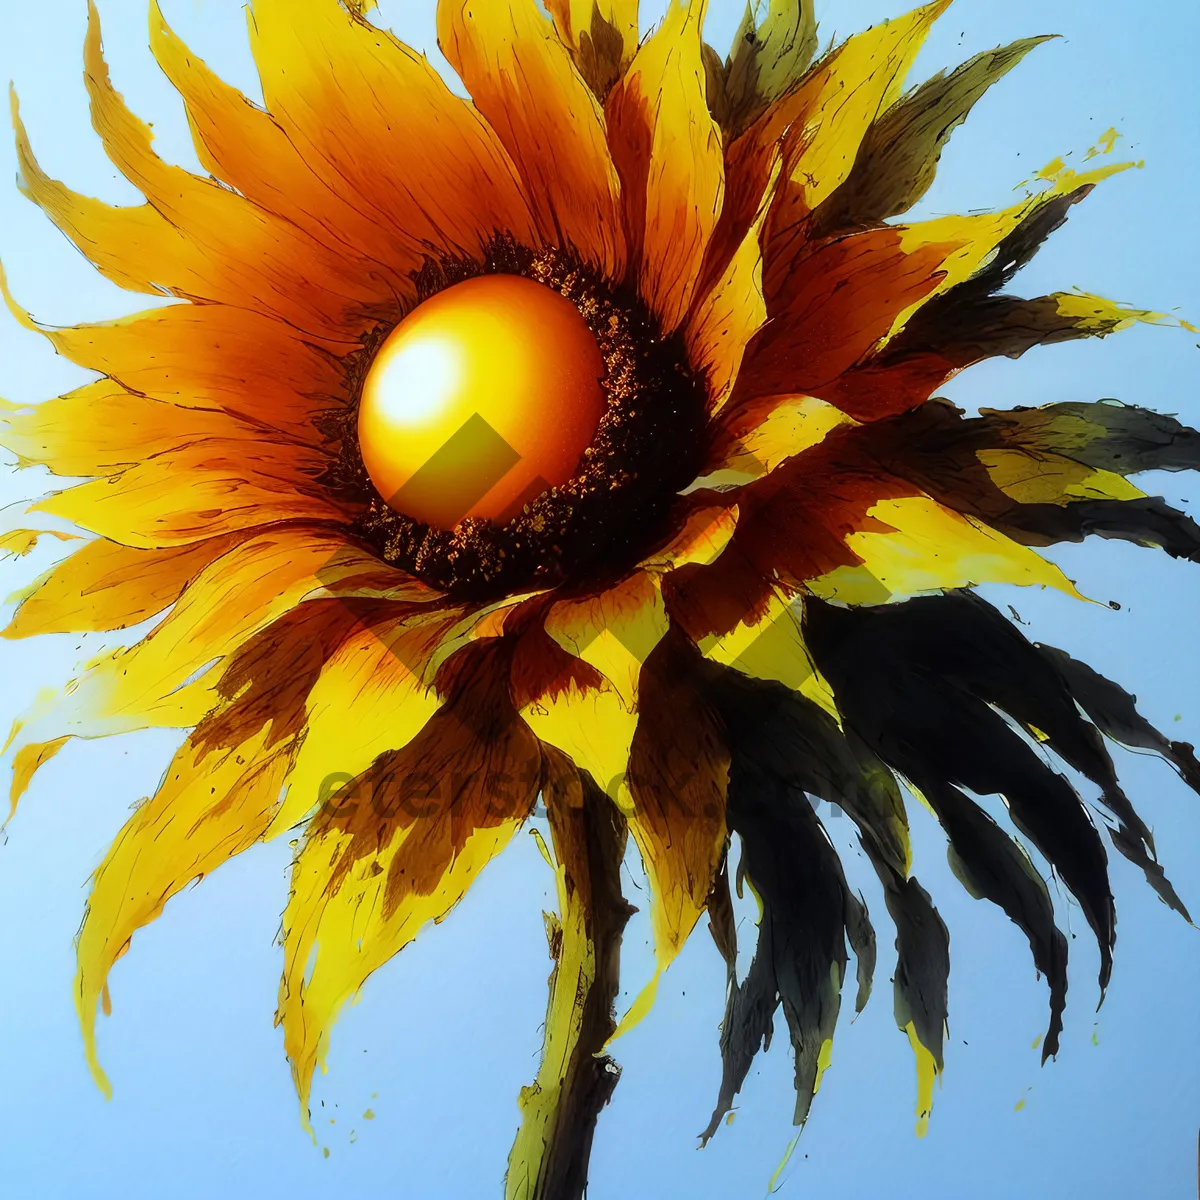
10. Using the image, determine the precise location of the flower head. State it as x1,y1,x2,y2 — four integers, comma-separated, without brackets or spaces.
3,1,1198,1194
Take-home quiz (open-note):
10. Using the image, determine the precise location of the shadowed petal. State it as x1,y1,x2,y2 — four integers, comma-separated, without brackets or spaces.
278,646,541,1127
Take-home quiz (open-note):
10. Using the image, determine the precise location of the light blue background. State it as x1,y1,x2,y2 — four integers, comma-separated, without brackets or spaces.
0,1,1197,1196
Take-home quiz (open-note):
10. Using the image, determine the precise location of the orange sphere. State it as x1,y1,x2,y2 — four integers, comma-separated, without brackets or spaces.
357,275,607,530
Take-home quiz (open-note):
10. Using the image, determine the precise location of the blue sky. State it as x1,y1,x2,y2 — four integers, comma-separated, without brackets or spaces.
0,1,1197,1197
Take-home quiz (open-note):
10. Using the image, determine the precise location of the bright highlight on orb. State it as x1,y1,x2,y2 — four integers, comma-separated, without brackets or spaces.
358,275,607,529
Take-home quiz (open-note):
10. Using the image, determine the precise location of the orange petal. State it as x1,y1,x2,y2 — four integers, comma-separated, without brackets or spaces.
32,438,353,548
0,273,350,435
710,71,815,292
251,0,537,265
804,172,1141,421
278,654,541,1125
12,90,223,304
4,535,244,639
735,225,957,402
711,425,920,591
438,0,624,276
80,2,401,341
149,1,422,299
606,0,724,332
639,503,740,572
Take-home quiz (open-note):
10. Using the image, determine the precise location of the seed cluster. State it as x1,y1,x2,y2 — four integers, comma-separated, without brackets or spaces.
320,237,709,601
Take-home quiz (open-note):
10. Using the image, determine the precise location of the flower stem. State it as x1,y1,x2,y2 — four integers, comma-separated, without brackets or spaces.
506,768,632,1200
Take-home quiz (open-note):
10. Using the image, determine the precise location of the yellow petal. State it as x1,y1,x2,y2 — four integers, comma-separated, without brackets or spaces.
32,439,353,548
686,153,778,412
978,449,1146,506
267,614,450,838
76,724,295,1096
278,680,540,1126
546,0,638,57
700,395,855,485
775,2,951,222
606,0,724,332
887,161,1140,339
0,528,78,559
1052,290,1196,336
7,530,426,753
740,1,820,106
9,736,69,821
506,747,629,1200
252,0,537,264
544,570,669,711
12,88,222,303
4,535,242,639
0,380,272,478
806,496,1086,605
436,0,622,275
906,1020,940,1137
521,680,636,808
697,589,839,721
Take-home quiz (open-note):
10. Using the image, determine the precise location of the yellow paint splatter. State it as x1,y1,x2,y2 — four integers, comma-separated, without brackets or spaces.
1037,155,1067,181
1085,127,1122,160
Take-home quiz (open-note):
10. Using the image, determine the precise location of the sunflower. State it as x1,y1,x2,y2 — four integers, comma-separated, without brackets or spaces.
3,0,1198,1195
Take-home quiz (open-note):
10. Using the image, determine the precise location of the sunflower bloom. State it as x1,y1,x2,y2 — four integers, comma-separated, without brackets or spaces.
4,1,1199,1196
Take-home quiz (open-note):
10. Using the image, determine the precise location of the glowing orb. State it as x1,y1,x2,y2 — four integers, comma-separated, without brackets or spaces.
357,274,607,529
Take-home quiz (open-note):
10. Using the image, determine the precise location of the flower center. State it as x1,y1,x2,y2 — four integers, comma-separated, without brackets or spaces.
357,275,607,529
324,240,710,600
